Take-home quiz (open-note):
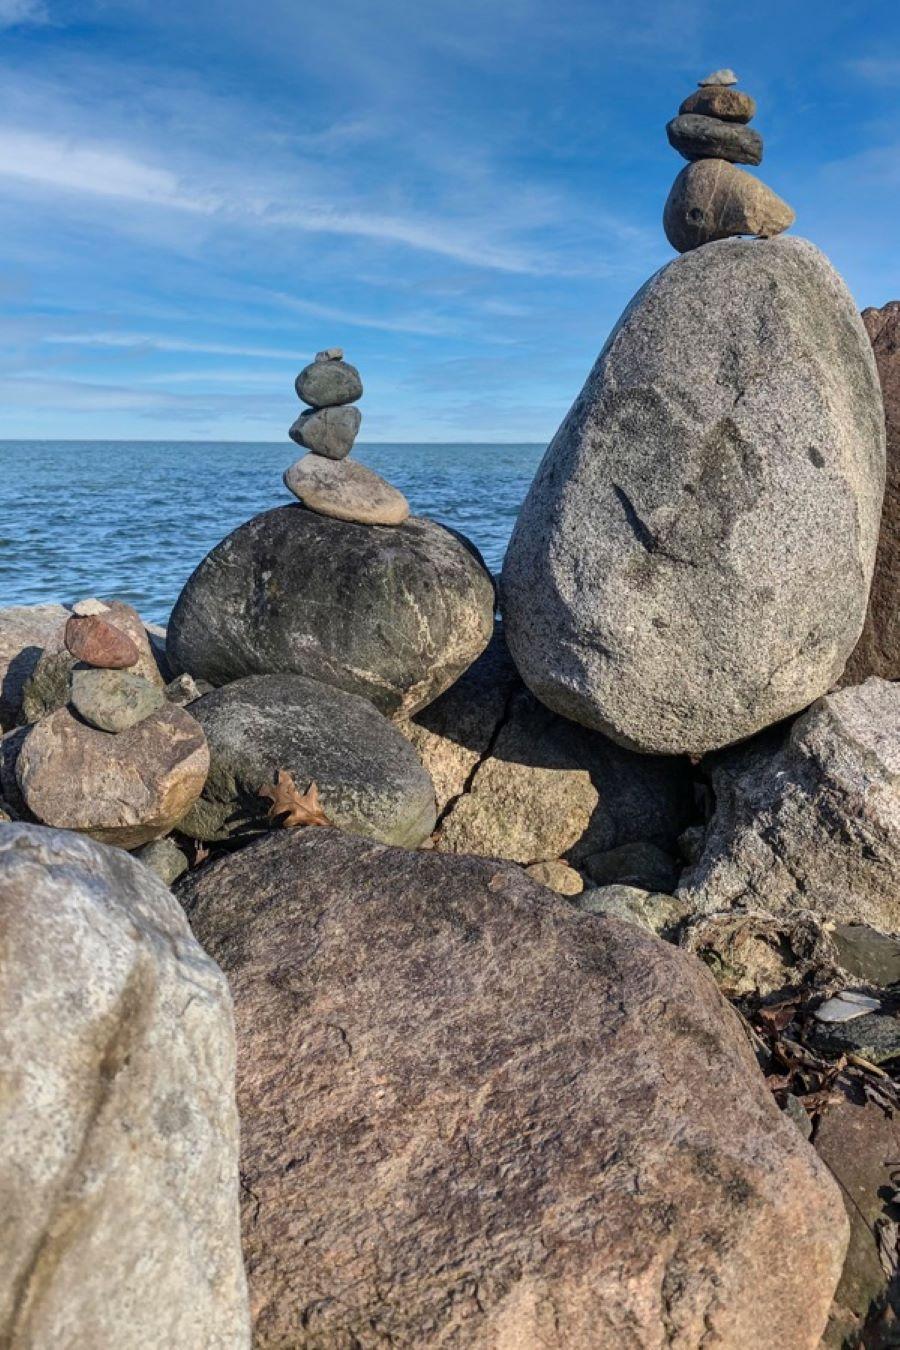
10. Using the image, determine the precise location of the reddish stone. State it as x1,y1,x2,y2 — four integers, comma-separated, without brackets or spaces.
844,303,900,682
64,614,140,669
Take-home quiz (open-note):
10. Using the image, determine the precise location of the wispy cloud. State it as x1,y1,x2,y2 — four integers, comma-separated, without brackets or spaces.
845,57,900,87
0,0,48,29
44,331,299,360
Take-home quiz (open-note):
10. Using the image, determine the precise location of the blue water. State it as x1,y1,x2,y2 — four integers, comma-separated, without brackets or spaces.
0,441,545,625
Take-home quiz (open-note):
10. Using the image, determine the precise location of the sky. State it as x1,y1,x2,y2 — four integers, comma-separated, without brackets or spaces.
0,0,898,442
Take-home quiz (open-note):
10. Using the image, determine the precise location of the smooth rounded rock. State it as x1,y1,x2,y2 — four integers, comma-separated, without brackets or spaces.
501,237,885,755
664,158,795,252
177,673,437,847
178,828,848,1350
283,454,409,525
295,358,362,408
134,834,191,886
15,703,209,849
70,666,165,733
680,87,756,122
0,824,249,1345
667,113,762,165
167,506,495,717
288,404,361,459
65,613,140,669
524,859,584,895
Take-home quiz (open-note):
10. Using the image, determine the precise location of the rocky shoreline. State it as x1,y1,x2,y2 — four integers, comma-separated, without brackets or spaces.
1,71,899,1350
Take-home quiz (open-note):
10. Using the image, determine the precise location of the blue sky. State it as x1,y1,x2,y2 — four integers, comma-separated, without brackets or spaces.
0,0,898,442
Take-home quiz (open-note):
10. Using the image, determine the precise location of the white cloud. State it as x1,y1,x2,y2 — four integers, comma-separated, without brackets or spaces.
43,331,299,359
0,125,556,273
0,0,48,29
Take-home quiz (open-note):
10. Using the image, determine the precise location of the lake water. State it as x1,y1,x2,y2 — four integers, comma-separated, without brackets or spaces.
0,441,545,625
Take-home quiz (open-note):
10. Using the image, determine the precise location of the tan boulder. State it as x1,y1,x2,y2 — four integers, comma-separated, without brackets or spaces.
179,829,848,1349
0,824,249,1346
15,703,209,848
664,158,795,253
843,301,900,682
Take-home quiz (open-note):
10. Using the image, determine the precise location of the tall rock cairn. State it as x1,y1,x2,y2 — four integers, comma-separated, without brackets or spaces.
663,68,795,253
285,348,410,527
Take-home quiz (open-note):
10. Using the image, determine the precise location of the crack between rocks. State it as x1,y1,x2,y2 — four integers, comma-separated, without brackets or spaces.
431,680,519,834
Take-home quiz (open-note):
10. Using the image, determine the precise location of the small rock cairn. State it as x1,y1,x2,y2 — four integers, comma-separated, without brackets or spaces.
284,348,410,527
64,601,165,733
663,68,795,253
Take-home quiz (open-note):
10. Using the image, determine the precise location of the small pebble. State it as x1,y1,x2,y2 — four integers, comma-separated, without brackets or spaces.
72,597,111,616
315,347,344,362
525,860,584,896
134,836,190,887
165,673,203,706
699,68,738,86
782,1093,812,1140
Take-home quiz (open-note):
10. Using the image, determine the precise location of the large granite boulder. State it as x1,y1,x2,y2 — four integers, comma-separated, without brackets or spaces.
678,679,900,934
844,301,900,683
14,703,209,849
179,829,847,1349
178,672,436,847
0,824,249,1346
502,237,885,755
167,506,495,718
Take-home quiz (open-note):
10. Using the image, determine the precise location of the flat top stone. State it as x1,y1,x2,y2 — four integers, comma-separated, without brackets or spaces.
283,454,410,527
700,67,738,85
315,347,343,362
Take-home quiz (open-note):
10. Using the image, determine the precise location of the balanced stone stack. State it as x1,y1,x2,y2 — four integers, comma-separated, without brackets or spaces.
284,347,410,526
663,68,796,253
7,599,208,848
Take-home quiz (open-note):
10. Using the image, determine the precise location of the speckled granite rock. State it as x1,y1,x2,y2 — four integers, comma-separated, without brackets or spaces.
664,159,795,252
0,824,249,1346
178,828,847,1350
502,237,884,754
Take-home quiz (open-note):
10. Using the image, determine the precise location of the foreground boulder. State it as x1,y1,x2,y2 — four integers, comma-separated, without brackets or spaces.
502,237,885,755
844,301,900,683
14,703,209,848
678,679,900,934
178,673,436,846
179,829,847,1349
0,825,249,1346
167,506,495,717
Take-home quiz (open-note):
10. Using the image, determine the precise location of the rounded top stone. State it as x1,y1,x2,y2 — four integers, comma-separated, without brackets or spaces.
315,347,343,362
699,68,737,86
295,358,363,409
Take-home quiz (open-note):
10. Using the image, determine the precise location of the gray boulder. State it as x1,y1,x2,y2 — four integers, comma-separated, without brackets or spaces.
178,672,437,847
295,358,362,408
178,829,847,1349
0,824,249,1346
502,237,885,755
167,506,495,718
70,666,165,732
289,404,361,459
678,679,900,935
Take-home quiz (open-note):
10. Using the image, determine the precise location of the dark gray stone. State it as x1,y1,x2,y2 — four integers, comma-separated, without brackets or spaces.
289,405,361,459
584,841,679,892
810,1011,900,1064
666,113,762,165
167,507,495,718
70,667,165,733
19,650,75,725
295,359,362,408
501,237,885,755
177,672,437,847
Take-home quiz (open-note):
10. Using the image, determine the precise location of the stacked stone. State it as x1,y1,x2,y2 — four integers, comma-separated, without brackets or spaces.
8,598,209,849
663,68,796,253
284,348,410,527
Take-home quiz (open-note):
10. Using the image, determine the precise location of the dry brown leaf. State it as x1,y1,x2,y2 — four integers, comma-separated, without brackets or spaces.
259,770,333,829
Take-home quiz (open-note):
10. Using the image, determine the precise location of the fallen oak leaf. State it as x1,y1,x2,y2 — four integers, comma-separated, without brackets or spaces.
259,770,333,829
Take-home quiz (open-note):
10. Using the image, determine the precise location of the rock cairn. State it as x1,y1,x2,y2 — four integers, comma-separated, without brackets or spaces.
284,347,410,526
6,598,209,849
663,68,795,253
